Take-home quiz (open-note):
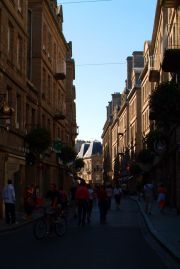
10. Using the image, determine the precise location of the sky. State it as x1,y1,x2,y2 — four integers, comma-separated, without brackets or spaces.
58,0,157,142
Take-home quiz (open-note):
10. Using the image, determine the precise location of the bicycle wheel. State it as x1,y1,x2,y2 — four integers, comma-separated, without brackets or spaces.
55,217,67,237
33,218,47,240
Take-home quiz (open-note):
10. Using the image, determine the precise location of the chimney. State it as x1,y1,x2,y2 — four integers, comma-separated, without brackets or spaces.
126,56,133,90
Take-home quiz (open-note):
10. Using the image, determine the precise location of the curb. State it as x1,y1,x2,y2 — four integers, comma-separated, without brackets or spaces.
0,207,75,235
0,217,40,234
130,196,180,263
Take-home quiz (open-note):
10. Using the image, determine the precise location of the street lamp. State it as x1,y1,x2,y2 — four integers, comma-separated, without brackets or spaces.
0,94,14,130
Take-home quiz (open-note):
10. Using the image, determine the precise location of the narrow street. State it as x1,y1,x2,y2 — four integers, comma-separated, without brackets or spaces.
0,198,179,269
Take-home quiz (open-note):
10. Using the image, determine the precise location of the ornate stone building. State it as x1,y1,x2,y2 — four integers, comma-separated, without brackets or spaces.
102,0,180,209
141,0,180,209
0,0,77,217
77,141,103,185
102,52,144,182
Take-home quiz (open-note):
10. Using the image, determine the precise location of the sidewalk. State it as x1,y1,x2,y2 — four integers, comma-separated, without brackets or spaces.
0,208,43,234
0,206,75,234
132,196,180,262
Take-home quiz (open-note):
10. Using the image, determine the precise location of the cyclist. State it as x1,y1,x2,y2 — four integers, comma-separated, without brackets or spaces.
45,183,60,232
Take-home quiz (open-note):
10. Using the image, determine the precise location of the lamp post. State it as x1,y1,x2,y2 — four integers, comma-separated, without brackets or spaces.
0,94,14,130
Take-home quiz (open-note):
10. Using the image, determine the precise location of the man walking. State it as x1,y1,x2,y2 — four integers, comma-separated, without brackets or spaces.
3,179,16,224
75,180,89,227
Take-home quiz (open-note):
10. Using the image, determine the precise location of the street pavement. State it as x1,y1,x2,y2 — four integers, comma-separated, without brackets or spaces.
0,198,179,269
1,195,180,263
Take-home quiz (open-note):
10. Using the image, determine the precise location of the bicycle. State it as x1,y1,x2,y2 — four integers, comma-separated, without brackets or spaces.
33,205,67,240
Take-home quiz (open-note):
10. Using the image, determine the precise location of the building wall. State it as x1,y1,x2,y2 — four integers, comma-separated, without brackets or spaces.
0,0,29,215
139,1,180,209
79,155,103,185
0,0,76,216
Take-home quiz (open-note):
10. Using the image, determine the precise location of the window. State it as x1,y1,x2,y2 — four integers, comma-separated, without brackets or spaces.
27,9,32,80
6,86,13,127
42,68,46,99
47,32,52,58
31,108,35,126
0,9,1,51
17,35,23,70
53,82,56,107
47,74,51,103
54,43,57,70
43,24,47,50
16,94,21,129
7,22,14,62
26,103,30,126
6,86,12,107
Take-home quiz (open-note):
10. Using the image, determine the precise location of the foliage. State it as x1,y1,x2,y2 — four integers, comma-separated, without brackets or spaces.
25,127,51,154
137,149,155,164
149,81,180,128
129,163,142,176
74,158,85,171
143,129,166,151
59,145,77,164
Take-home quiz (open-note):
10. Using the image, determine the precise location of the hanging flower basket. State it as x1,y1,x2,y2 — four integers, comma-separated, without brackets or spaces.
149,81,180,128
25,127,51,154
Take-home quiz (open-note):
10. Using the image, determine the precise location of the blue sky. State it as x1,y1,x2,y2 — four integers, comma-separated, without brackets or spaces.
58,0,157,141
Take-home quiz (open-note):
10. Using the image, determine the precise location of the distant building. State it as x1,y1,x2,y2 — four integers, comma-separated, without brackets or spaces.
75,140,86,154
77,140,103,185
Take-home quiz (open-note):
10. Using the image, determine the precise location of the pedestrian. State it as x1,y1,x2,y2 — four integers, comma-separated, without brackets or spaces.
24,186,35,220
106,184,113,210
75,180,89,227
59,186,68,210
114,184,122,210
157,183,167,213
87,184,94,223
97,185,108,224
70,182,78,219
143,180,154,214
2,179,16,224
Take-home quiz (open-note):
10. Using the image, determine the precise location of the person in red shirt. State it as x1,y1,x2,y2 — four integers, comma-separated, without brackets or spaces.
97,185,108,224
75,180,89,226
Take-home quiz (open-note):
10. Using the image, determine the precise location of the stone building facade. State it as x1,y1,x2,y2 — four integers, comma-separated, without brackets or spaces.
142,0,180,209
102,0,180,209
102,52,144,182
0,0,77,217
77,141,103,185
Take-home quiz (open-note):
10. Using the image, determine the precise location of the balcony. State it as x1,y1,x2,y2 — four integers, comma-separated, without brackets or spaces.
162,23,180,73
55,60,66,80
148,56,160,82
160,0,180,8
54,111,66,120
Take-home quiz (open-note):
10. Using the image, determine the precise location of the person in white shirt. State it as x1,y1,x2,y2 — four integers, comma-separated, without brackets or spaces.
143,181,154,214
3,179,16,224
114,184,122,210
